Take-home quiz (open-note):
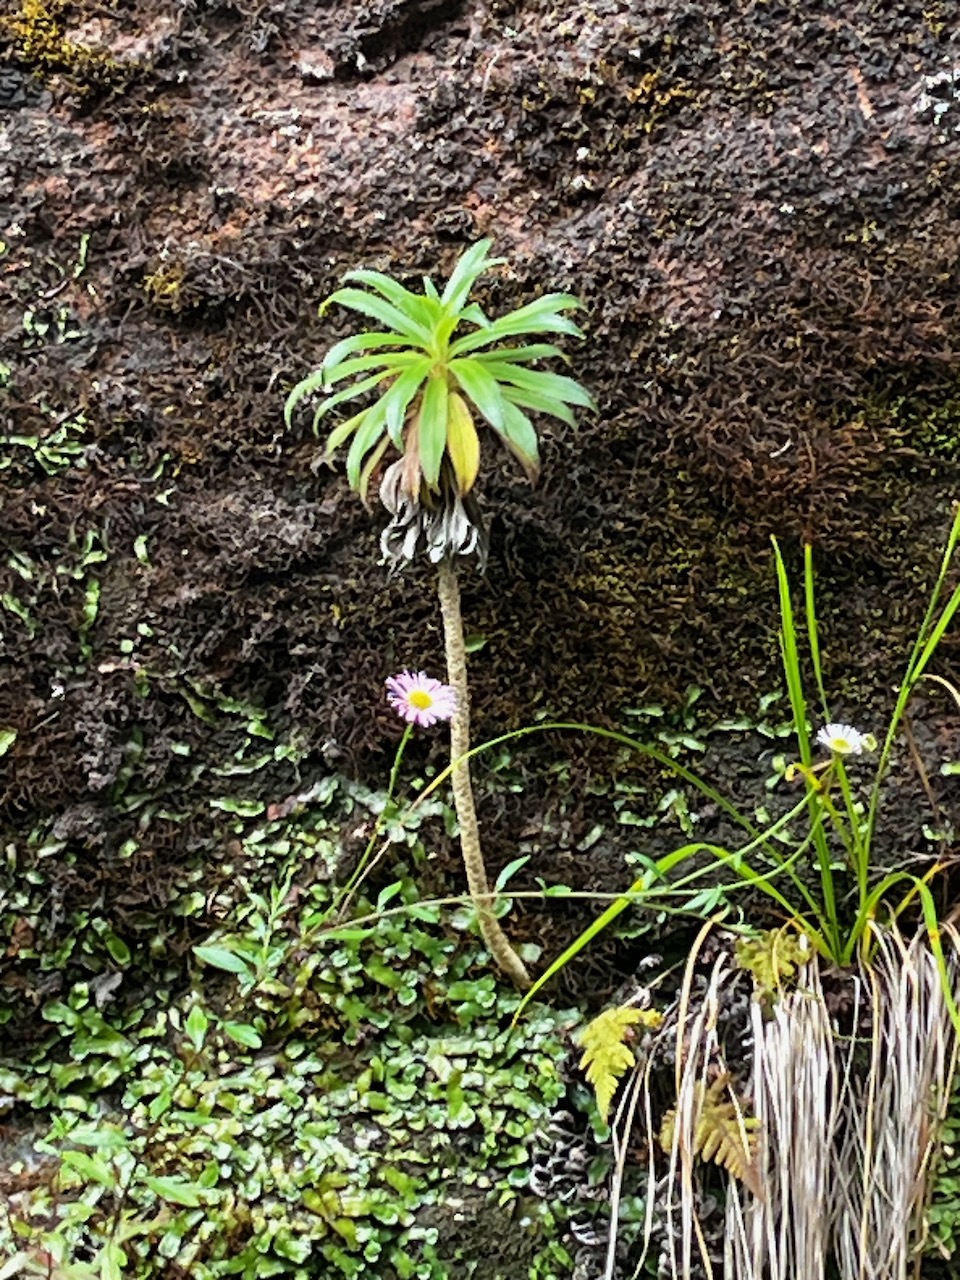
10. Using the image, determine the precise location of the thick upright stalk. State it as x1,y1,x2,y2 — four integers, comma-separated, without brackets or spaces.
436,558,530,989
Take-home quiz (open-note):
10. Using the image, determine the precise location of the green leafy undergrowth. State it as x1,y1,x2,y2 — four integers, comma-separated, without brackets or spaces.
0,774,434,1032
0,788,579,1279
1,993,571,1278
926,1082,960,1264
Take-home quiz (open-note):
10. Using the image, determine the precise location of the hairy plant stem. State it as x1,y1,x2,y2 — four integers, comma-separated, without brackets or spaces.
436,557,530,989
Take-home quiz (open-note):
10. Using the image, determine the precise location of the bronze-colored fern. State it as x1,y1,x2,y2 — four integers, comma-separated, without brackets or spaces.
660,1074,762,1197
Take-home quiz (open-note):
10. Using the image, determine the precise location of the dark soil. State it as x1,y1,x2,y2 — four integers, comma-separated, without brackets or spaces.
3,0,960,1010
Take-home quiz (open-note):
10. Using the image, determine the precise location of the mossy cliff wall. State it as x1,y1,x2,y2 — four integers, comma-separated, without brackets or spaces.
1,0,960,979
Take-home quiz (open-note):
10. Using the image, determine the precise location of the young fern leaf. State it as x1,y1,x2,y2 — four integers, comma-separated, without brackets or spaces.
578,1005,663,1122
660,1075,761,1195
735,927,810,1003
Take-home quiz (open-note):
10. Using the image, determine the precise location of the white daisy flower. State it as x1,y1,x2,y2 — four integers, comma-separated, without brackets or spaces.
815,723,877,756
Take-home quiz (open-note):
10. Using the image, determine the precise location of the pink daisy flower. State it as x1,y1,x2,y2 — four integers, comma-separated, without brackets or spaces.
386,670,457,728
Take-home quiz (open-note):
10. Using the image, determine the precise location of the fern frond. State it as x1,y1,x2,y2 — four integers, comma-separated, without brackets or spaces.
578,1004,663,1122
735,926,810,1002
660,1074,761,1195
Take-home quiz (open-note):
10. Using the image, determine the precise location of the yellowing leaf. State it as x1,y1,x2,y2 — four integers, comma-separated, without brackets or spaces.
579,1004,663,1122
446,391,480,494
660,1075,761,1195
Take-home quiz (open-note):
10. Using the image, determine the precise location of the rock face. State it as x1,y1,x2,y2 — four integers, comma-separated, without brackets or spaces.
1,1,960,955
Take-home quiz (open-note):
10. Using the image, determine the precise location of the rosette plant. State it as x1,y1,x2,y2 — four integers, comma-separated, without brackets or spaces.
285,240,595,987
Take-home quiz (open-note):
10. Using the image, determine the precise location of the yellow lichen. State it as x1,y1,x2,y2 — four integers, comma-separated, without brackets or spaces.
2,0,122,87
143,261,186,309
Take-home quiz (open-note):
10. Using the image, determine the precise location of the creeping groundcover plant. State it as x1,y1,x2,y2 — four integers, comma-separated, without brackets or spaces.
286,240,595,987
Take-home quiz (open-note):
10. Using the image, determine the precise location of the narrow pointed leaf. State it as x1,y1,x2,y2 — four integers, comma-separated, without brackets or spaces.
502,385,575,426
380,357,432,446
441,239,504,312
498,402,541,481
320,351,422,386
323,287,432,344
341,270,441,330
321,331,413,371
419,375,449,487
284,369,328,426
325,409,367,455
481,363,596,409
450,293,585,355
505,291,583,319
447,392,480,494
451,313,585,354
449,358,506,429
346,403,388,490
311,371,393,430
459,302,491,328
341,268,421,309
358,435,390,508
473,343,567,364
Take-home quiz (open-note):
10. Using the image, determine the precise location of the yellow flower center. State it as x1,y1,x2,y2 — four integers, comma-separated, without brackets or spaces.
408,690,434,710
830,736,852,753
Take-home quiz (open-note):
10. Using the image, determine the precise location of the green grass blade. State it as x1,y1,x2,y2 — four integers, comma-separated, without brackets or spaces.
773,537,810,762
804,543,830,721
865,506,960,853
773,537,840,957
511,873,655,1021
512,806,832,1024
918,881,960,1038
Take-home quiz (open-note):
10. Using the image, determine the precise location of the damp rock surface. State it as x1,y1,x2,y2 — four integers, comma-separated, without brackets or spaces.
1,0,960,995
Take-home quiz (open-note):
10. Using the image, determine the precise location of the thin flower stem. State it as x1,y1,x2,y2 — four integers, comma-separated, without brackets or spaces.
833,758,867,900
436,557,530,988
804,542,831,723
333,724,413,922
